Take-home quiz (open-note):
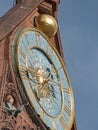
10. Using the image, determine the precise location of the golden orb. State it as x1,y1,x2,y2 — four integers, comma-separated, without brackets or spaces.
35,14,58,38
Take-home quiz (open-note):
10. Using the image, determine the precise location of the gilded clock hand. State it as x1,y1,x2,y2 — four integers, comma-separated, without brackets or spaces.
48,78,61,86
35,69,55,98
38,83,49,97
49,86,59,94
28,66,46,78
28,66,37,75
37,71,51,89
19,65,36,81
28,77,39,84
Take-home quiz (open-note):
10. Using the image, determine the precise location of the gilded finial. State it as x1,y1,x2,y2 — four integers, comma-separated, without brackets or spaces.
35,14,58,38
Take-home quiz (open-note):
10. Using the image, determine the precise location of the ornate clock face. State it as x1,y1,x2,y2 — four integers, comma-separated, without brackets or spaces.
12,27,74,130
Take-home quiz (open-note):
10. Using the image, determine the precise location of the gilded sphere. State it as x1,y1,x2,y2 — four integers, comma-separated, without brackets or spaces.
35,14,58,38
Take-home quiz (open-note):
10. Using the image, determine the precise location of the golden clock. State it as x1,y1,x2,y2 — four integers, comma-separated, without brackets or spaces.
12,27,74,130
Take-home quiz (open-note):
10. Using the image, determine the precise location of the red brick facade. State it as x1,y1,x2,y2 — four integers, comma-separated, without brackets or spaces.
0,0,77,129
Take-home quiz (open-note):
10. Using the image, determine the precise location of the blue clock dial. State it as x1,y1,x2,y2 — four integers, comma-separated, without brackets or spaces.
26,47,63,117
12,27,74,130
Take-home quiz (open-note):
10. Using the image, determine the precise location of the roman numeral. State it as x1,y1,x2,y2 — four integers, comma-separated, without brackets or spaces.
59,116,67,129
24,34,30,45
35,32,40,46
40,109,44,119
19,65,28,79
64,97,71,106
63,88,69,94
19,47,26,58
21,40,28,50
50,49,53,58
64,105,71,116
19,57,26,65
46,43,49,53
52,121,56,130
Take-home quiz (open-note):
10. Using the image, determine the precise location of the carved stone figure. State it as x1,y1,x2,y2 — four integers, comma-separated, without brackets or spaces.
3,95,25,117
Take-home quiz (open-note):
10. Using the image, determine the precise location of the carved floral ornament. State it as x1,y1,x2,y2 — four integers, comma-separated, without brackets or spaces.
0,56,38,129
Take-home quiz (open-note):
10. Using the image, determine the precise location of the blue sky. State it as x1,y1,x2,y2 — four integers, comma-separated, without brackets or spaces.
0,0,98,130
58,1,98,130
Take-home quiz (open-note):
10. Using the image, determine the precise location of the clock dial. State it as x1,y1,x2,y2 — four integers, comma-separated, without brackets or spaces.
26,47,63,117
12,27,74,130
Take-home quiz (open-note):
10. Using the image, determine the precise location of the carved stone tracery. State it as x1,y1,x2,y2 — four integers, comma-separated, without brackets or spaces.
0,55,40,130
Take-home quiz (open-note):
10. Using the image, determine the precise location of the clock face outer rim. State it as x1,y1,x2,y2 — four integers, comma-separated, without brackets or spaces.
12,27,74,130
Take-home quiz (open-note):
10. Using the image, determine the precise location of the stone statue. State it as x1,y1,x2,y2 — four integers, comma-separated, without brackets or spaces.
3,95,25,117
